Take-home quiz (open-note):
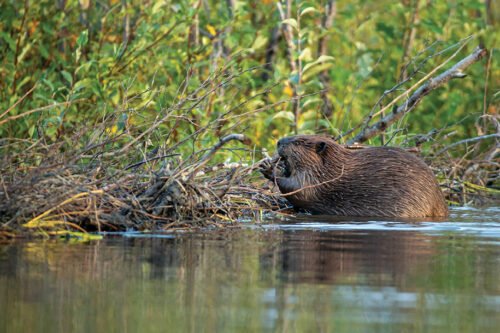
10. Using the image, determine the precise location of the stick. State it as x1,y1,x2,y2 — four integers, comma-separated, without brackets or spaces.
0,82,39,121
436,134,500,155
347,44,488,144
188,134,251,180
282,165,344,196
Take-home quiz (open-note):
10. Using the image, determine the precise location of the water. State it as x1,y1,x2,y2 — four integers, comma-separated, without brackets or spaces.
1,206,500,332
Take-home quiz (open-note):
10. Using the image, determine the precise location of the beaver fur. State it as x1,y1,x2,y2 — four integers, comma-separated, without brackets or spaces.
260,135,449,217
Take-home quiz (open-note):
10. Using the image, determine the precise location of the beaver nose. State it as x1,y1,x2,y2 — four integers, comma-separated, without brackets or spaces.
277,137,292,148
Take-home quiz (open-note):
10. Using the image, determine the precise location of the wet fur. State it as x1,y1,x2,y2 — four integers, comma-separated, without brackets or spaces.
261,135,449,218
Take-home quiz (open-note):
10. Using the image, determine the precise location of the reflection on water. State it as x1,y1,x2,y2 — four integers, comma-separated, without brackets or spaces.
1,207,500,332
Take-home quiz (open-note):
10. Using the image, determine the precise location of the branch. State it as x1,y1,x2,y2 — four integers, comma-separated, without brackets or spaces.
0,99,85,126
0,82,39,121
400,0,420,81
437,134,500,155
188,134,251,180
318,1,337,120
277,1,297,73
347,45,488,144
12,0,29,95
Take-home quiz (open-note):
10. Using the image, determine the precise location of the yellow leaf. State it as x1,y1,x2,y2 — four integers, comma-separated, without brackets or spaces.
206,25,216,36
79,0,90,10
298,47,312,61
106,125,117,134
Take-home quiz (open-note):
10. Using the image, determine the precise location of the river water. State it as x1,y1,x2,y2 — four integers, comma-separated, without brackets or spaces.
1,206,500,332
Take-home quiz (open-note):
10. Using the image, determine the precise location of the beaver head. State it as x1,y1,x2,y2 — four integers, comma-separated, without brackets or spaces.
277,135,346,179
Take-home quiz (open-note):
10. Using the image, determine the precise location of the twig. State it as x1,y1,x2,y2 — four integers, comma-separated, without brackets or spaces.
101,65,263,157
373,39,475,119
436,134,500,155
124,154,181,170
0,99,85,126
282,165,344,196
339,52,384,140
0,82,39,121
12,0,29,95
188,134,251,180
277,1,297,73
347,44,488,144
400,0,420,81
340,39,458,141
482,48,493,131
384,128,407,146
318,1,337,120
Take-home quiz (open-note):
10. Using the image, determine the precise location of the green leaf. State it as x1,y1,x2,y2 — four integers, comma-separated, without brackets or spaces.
251,35,268,50
302,63,333,81
28,125,36,138
0,31,16,51
73,78,91,92
302,97,322,108
61,71,73,86
281,18,298,30
272,111,295,123
300,7,318,17
375,23,395,38
39,43,50,59
420,20,443,35
302,55,334,73
76,30,88,48
42,79,55,92
117,113,128,131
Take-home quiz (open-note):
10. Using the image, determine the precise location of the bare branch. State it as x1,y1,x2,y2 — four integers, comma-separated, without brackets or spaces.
318,1,337,120
277,1,297,73
400,0,420,81
188,134,251,179
436,134,500,155
347,45,488,144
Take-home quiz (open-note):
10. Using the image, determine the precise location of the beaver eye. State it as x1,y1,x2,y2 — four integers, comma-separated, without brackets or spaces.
293,141,300,146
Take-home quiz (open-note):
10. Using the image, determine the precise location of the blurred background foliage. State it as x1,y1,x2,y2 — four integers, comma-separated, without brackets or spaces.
0,0,498,160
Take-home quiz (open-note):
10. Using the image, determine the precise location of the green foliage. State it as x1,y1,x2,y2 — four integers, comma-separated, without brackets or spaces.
0,0,498,161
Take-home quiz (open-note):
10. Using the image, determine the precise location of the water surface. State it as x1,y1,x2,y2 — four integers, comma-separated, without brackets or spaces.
1,206,500,332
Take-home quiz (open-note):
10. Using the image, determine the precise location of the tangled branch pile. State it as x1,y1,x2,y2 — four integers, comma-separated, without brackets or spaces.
0,147,284,236
0,66,289,237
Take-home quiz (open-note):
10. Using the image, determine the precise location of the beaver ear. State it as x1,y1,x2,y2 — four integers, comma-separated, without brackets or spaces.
316,141,327,155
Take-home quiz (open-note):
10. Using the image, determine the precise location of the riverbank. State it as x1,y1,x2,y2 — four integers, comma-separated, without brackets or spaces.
1,136,498,239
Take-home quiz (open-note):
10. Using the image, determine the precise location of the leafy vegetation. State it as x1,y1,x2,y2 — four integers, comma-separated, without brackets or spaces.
0,0,498,233
1,0,498,149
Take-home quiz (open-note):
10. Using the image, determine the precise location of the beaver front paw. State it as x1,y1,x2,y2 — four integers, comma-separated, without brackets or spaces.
260,157,288,180
259,159,275,180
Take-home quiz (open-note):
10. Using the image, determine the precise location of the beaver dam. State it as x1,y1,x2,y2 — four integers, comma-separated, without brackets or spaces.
1,127,498,238
1,44,499,238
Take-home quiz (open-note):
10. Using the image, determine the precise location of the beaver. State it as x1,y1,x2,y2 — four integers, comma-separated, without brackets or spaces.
260,135,449,218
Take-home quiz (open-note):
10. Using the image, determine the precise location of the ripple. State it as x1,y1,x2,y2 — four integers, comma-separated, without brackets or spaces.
263,206,500,238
